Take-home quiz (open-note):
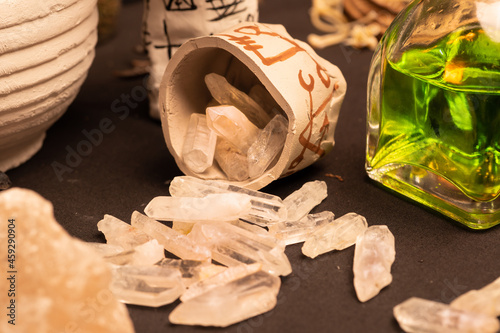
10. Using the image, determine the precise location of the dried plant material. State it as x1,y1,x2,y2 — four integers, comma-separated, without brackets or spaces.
353,225,395,302
325,173,344,181
450,276,500,317
182,113,217,173
394,297,500,333
0,188,135,333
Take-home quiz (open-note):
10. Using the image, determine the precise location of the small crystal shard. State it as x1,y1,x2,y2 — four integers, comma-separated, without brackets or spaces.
182,113,217,173
188,222,291,276
450,276,500,317
269,211,334,246
394,297,500,333
169,270,280,327
157,258,225,287
110,265,184,307
180,263,262,302
353,225,395,302
214,137,250,181
144,193,252,222
169,176,287,226
247,114,288,178
206,105,261,153
0,189,134,333
131,211,211,260
97,214,151,250
302,212,368,259
283,180,328,221
205,73,272,128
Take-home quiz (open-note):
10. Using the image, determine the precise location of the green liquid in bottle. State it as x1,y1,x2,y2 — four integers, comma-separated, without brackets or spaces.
367,27,500,229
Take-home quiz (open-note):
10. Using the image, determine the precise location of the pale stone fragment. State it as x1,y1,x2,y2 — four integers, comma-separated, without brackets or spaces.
109,265,184,307
169,270,280,327
214,137,249,181
248,84,282,117
269,211,334,246
206,105,261,153
353,225,395,302
157,258,225,287
0,188,134,333
302,212,368,259
97,214,151,250
205,73,272,128
131,211,211,261
180,263,262,302
172,221,194,235
283,180,328,221
189,222,291,276
169,176,287,226
144,193,252,222
182,113,217,173
394,297,500,333
450,276,500,317
247,114,288,178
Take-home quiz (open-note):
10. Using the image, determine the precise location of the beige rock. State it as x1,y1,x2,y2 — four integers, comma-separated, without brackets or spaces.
0,188,134,333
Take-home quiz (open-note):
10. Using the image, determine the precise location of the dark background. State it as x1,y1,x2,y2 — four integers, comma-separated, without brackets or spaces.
7,1,500,332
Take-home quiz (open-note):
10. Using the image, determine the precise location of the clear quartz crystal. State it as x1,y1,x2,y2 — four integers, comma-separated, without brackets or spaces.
169,270,280,327
169,176,287,226
450,276,500,317
247,114,288,178
157,258,225,287
97,214,151,250
180,263,262,302
283,180,328,221
206,105,261,154
90,240,165,266
214,137,250,181
394,297,500,333
353,225,395,302
205,73,272,128
131,211,211,261
188,222,291,276
269,211,335,246
144,193,252,222
109,265,185,307
302,212,368,259
182,113,217,173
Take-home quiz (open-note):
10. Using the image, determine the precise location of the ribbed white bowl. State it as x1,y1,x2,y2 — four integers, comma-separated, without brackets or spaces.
0,0,98,171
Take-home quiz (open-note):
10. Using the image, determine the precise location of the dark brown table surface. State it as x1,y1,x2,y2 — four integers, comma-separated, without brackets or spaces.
8,1,500,332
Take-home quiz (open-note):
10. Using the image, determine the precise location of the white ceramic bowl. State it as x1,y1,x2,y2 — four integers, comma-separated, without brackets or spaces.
0,0,98,171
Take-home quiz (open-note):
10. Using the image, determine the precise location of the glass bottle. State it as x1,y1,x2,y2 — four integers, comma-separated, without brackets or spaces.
366,0,500,229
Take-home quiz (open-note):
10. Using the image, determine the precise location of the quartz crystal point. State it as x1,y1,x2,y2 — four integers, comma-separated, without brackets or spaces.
302,212,368,259
180,263,262,302
144,193,252,222
247,114,288,178
214,137,250,181
283,180,328,221
450,276,500,317
87,241,165,266
353,225,395,302
206,105,261,153
169,270,280,327
131,211,211,261
269,211,334,246
109,265,184,307
169,176,287,226
182,113,217,173
157,258,225,287
248,84,282,117
189,222,292,276
0,189,135,333
97,214,151,250
205,73,272,128
394,297,500,333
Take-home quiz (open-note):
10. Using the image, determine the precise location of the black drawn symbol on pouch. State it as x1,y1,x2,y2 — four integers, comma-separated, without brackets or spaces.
206,0,247,21
153,19,182,59
165,0,198,11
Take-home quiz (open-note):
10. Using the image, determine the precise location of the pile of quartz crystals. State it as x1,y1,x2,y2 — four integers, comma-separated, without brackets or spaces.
394,276,500,333
181,72,288,181
0,188,135,333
